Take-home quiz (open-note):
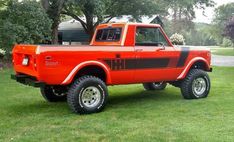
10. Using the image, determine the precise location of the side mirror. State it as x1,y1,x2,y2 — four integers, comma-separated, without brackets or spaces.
156,42,165,51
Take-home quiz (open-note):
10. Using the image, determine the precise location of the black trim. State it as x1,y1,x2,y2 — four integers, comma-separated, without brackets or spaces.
135,42,163,46
102,47,191,71
11,74,45,87
133,58,169,69
177,47,190,67
103,58,170,70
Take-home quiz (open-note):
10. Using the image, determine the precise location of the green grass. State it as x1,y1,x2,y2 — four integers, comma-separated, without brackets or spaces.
1,67,234,142
211,48,234,56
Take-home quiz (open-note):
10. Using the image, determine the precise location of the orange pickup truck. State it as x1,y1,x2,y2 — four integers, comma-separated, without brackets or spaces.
11,23,212,114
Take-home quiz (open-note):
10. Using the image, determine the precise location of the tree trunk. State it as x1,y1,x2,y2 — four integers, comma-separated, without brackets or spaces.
173,7,178,33
85,13,95,42
87,27,95,42
41,0,49,11
41,0,66,44
179,7,182,21
51,22,59,44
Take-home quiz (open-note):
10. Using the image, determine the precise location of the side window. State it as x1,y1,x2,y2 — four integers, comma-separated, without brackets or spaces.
95,28,122,42
135,27,169,46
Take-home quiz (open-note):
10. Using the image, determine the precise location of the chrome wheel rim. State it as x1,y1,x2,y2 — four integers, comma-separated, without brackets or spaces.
153,82,163,87
52,88,66,97
192,77,206,97
81,86,101,108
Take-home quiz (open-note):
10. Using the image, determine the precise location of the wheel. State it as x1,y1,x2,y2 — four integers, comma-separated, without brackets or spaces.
67,76,108,114
40,85,67,102
143,82,167,90
180,69,210,99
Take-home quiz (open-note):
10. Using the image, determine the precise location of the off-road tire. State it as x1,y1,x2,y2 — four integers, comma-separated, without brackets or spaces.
67,76,108,114
40,85,67,102
180,69,210,99
143,82,167,90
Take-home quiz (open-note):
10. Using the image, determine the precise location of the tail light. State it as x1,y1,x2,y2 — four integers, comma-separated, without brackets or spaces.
22,56,29,66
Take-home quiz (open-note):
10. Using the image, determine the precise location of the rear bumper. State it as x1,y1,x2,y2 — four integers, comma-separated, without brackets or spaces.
11,74,45,88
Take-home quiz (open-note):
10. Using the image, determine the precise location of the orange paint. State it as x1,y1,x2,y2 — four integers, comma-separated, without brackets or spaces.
12,23,212,86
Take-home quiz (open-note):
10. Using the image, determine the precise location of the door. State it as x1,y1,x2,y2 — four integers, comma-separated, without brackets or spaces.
134,26,181,83
94,26,136,85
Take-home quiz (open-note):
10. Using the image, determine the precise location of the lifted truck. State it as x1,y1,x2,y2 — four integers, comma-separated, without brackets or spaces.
11,23,212,114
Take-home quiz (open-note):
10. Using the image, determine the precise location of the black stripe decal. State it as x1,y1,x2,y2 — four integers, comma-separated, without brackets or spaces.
133,58,169,69
103,58,170,70
177,47,190,67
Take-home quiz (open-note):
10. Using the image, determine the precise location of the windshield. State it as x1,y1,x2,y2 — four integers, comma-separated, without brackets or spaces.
135,27,169,46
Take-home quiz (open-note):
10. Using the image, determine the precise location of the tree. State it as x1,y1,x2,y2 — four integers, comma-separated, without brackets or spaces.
41,0,67,44
0,0,8,8
167,0,215,33
224,17,234,46
0,0,52,54
62,0,168,39
183,23,217,46
212,2,234,45
0,0,10,11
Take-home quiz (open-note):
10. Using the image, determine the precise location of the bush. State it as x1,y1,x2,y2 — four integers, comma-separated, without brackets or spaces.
0,0,52,56
170,33,185,45
221,38,233,47
0,48,6,56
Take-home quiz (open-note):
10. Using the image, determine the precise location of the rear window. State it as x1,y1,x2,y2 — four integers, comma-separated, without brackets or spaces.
95,28,122,42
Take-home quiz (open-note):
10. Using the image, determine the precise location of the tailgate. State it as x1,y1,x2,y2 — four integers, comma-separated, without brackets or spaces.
12,44,39,78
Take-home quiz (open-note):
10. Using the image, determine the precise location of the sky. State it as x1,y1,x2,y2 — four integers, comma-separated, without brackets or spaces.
194,0,234,23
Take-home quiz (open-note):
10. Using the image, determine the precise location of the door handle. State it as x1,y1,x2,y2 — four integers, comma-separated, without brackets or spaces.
115,54,121,59
45,56,52,60
135,49,143,52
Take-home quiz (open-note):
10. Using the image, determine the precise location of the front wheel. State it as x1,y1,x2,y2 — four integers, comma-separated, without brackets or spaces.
143,82,167,90
180,69,210,99
67,76,108,114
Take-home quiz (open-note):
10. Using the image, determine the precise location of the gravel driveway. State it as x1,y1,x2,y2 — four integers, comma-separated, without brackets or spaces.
179,46,234,67
211,54,234,67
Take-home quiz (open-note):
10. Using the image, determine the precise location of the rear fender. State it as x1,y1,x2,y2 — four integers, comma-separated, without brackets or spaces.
177,57,210,80
61,61,111,85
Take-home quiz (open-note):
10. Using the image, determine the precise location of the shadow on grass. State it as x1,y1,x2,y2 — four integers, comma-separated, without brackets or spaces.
108,89,182,106
8,89,182,115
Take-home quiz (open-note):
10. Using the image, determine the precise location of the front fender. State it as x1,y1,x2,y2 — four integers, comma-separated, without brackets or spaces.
61,61,111,85
177,57,210,80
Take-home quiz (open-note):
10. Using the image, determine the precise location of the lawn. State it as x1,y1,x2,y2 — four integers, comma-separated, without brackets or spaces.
1,67,234,142
211,48,234,56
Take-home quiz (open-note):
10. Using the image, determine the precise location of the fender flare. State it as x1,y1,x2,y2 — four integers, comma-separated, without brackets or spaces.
177,57,210,80
61,61,111,85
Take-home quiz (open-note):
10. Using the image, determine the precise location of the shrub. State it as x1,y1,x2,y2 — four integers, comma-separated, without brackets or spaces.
0,48,6,56
170,33,185,45
221,38,233,47
0,0,52,56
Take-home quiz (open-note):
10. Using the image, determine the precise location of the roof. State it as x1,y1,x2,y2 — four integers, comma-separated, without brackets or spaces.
59,19,84,30
97,22,161,28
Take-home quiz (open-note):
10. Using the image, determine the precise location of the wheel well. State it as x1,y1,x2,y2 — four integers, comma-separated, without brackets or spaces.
73,65,107,83
190,61,208,71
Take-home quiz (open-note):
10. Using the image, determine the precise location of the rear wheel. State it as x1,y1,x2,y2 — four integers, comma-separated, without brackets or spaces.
67,76,108,114
180,69,210,99
40,85,67,102
143,82,167,90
